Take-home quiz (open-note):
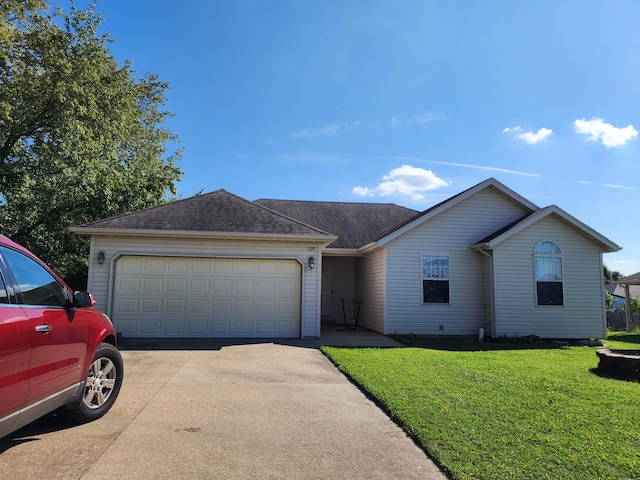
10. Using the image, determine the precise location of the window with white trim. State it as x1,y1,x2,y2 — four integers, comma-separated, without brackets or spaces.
534,241,563,306
422,255,449,303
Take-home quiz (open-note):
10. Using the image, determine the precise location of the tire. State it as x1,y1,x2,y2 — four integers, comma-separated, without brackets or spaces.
67,342,123,423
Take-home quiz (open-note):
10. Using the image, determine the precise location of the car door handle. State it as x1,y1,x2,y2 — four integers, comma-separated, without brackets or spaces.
35,324,52,333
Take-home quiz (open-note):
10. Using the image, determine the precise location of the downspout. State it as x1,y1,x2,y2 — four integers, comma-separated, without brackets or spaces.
478,247,496,338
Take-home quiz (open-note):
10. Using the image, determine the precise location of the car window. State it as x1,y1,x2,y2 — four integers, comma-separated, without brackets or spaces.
0,272,7,304
0,246,67,307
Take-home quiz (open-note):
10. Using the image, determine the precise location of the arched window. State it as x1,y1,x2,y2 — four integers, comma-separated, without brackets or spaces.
534,241,563,306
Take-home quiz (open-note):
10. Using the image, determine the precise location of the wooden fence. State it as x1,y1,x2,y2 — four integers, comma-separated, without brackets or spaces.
607,311,640,331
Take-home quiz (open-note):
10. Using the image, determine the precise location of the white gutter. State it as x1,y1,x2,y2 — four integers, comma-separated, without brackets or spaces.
70,227,337,245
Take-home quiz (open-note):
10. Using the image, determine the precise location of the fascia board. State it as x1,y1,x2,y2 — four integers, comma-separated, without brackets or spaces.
322,247,367,257
482,206,621,252
70,227,337,245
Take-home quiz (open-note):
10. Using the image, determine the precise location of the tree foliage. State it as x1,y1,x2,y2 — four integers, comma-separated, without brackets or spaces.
603,265,624,284
0,1,182,286
605,290,615,312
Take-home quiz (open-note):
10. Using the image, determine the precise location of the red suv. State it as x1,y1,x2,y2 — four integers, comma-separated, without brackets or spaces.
0,235,123,438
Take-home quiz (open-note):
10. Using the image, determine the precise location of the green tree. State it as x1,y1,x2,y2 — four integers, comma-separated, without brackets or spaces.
0,1,182,286
621,298,640,314
603,265,624,284
605,290,615,312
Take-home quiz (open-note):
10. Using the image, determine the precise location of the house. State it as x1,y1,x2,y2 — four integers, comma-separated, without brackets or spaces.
604,283,640,311
71,178,620,340
614,272,640,332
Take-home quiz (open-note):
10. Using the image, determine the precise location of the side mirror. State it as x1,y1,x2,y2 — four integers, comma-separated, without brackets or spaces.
73,291,96,308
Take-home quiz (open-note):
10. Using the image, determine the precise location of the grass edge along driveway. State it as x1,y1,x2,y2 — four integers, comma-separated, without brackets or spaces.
321,332,640,480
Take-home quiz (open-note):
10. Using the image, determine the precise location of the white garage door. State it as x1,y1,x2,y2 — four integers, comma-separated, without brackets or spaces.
112,256,301,338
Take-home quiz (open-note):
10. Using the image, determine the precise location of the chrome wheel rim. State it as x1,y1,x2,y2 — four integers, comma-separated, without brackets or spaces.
83,357,117,409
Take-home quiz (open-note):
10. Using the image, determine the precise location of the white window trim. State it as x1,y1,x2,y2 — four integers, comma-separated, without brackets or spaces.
533,241,564,307
421,253,451,305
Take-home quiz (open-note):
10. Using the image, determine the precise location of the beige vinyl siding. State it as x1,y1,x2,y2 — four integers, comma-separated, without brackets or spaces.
86,235,323,338
481,252,494,335
384,187,531,335
493,215,607,338
355,249,385,333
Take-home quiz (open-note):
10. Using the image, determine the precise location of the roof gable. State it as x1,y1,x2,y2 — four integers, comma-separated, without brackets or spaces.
472,205,621,253
254,198,418,249
616,272,640,285
72,190,336,241
376,177,539,246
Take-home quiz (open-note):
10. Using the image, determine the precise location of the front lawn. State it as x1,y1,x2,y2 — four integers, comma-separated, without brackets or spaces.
321,334,640,480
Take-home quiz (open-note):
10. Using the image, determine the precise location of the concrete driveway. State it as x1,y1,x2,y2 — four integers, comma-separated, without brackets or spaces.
0,338,446,480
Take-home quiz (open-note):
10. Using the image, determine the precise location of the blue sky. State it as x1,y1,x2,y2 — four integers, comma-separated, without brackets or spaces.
78,0,639,274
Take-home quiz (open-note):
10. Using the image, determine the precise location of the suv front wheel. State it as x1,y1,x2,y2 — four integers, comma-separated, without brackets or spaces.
67,342,124,423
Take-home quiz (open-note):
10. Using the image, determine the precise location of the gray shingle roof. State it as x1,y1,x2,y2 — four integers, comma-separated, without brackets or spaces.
617,272,640,285
605,283,640,300
78,190,334,238
254,199,419,249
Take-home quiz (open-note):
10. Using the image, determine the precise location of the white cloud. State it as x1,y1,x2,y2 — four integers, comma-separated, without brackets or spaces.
503,126,553,144
275,152,342,163
352,165,450,200
604,183,635,190
577,179,635,190
390,112,446,127
398,157,539,177
291,121,363,138
573,117,638,148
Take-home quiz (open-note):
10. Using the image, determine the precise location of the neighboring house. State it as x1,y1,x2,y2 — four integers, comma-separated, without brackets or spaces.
71,178,620,340
604,283,640,311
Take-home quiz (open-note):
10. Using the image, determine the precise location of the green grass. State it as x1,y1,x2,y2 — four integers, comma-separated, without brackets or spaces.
321,334,640,480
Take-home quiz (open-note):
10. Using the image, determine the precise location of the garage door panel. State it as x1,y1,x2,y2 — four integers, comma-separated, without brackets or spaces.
213,299,232,313
167,258,188,273
112,256,301,338
116,298,138,313
119,256,142,273
189,299,209,313
278,299,298,315
256,320,275,334
233,320,253,335
117,319,137,335
213,279,232,294
118,277,140,292
188,320,207,334
278,279,299,296
164,320,184,335
211,320,231,335
140,320,161,335
191,259,212,274
256,299,275,313
167,278,187,293
235,299,253,313
141,299,162,313
214,260,233,274
190,279,210,294
142,278,163,293
256,280,277,296
143,257,164,273
257,261,278,275
235,279,255,295
166,299,186,313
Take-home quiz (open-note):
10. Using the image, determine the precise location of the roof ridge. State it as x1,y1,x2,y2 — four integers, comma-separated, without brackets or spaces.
255,198,418,210
80,189,229,226
245,198,337,237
